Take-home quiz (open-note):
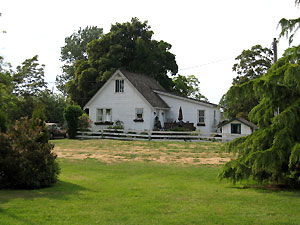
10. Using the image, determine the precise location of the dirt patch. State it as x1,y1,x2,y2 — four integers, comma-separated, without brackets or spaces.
53,140,232,165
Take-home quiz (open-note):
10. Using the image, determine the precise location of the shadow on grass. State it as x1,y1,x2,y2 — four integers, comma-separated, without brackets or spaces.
0,180,86,223
229,183,300,196
0,180,86,203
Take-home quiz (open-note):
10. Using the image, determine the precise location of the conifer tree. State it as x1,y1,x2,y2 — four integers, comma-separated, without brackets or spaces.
218,46,300,186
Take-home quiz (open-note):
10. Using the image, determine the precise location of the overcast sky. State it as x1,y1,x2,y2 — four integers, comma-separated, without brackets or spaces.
1,0,299,104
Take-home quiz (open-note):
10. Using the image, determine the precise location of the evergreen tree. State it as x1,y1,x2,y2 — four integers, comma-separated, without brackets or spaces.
219,46,300,186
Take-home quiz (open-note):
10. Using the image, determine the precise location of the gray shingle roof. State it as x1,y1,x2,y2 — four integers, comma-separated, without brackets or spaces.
218,117,258,130
120,69,170,109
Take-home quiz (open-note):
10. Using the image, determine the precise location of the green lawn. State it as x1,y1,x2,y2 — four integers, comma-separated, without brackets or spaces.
1,140,300,224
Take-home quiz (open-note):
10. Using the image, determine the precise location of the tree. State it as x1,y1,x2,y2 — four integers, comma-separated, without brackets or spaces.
278,0,300,45
56,26,103,94
172,74,207,101
13,55,48,97
38,92,67,125
0,56,17,126
219,45,273,120
219,46,300,186
67,18,178,107
11,56,50,121
64,105,83,139
232,45,273,85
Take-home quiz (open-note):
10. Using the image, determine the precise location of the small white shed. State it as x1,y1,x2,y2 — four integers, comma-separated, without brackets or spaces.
218,118,257,135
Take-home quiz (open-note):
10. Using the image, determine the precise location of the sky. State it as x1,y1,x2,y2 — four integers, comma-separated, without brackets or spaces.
0,0,299,104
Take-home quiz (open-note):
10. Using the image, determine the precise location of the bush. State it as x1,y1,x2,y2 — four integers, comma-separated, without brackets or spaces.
78,113,92,131
64,105,83,139
0,117,60,189
107,120,124,130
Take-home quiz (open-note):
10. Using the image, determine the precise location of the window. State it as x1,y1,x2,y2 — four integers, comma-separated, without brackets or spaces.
197,110,205,126
97,109,103,122
106,109,112,122
134,108,144,122
136,108,143,119
96,108,112,122
115,80,124,93
231,123,241,134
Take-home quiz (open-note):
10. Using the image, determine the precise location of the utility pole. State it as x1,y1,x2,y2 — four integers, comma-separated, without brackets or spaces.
272,38,280,116
272,38,277,64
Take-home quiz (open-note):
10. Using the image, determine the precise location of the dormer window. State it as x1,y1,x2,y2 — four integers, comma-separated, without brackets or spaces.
115,80,124,93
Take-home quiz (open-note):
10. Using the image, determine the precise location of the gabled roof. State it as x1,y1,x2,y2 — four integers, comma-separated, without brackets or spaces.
84,69,218,110
119,69,170,109
218,117,258,130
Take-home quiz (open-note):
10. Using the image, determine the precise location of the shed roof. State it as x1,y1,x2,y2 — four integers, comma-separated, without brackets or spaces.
218,117,258,130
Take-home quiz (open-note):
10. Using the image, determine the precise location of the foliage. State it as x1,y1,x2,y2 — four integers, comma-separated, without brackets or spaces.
168,126,190,132
64,105,83,138
0,117,60,189
32,103,49,143
13,55,47,97
172,74,207,101
78,113,92,131
0,110,7,133
0,56,17,124
9,56,52,122
219,46,300,186
278,0,300,45
232,45,273,85
219,81,259,120
107,120,124,130
38,92,67,125
219,45,272,120
56,26,103,94
67,18,178,107
0,55,66,127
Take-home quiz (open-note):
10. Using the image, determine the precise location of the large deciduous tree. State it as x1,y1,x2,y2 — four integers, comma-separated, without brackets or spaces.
232,45,273,86
11,56,49,120
67,18,178,107
219,46,300,186
172,74,207,101
13,55,48,97
219,45,273,120
56,26,103,94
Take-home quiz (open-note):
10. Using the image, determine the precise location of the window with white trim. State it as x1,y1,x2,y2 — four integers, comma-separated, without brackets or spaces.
231,123,241,134
197,110,205,126
97,108,112,122
134,108,144,122
115,80,124,93
136,108,143,119
106,109,112,122
97,109,103,122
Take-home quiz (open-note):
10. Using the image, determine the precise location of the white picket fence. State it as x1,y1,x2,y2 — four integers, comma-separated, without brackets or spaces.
76,129,247,142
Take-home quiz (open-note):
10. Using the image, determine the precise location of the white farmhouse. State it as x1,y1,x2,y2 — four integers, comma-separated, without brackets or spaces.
84,69,221,132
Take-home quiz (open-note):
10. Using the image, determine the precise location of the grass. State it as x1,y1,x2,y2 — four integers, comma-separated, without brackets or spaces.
1,139,300,224
51,139,227,165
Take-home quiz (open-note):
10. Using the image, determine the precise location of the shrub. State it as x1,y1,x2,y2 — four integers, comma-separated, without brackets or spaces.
78,113,92,131
64,105,83,139
0,117,60,189
107,120,124,130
